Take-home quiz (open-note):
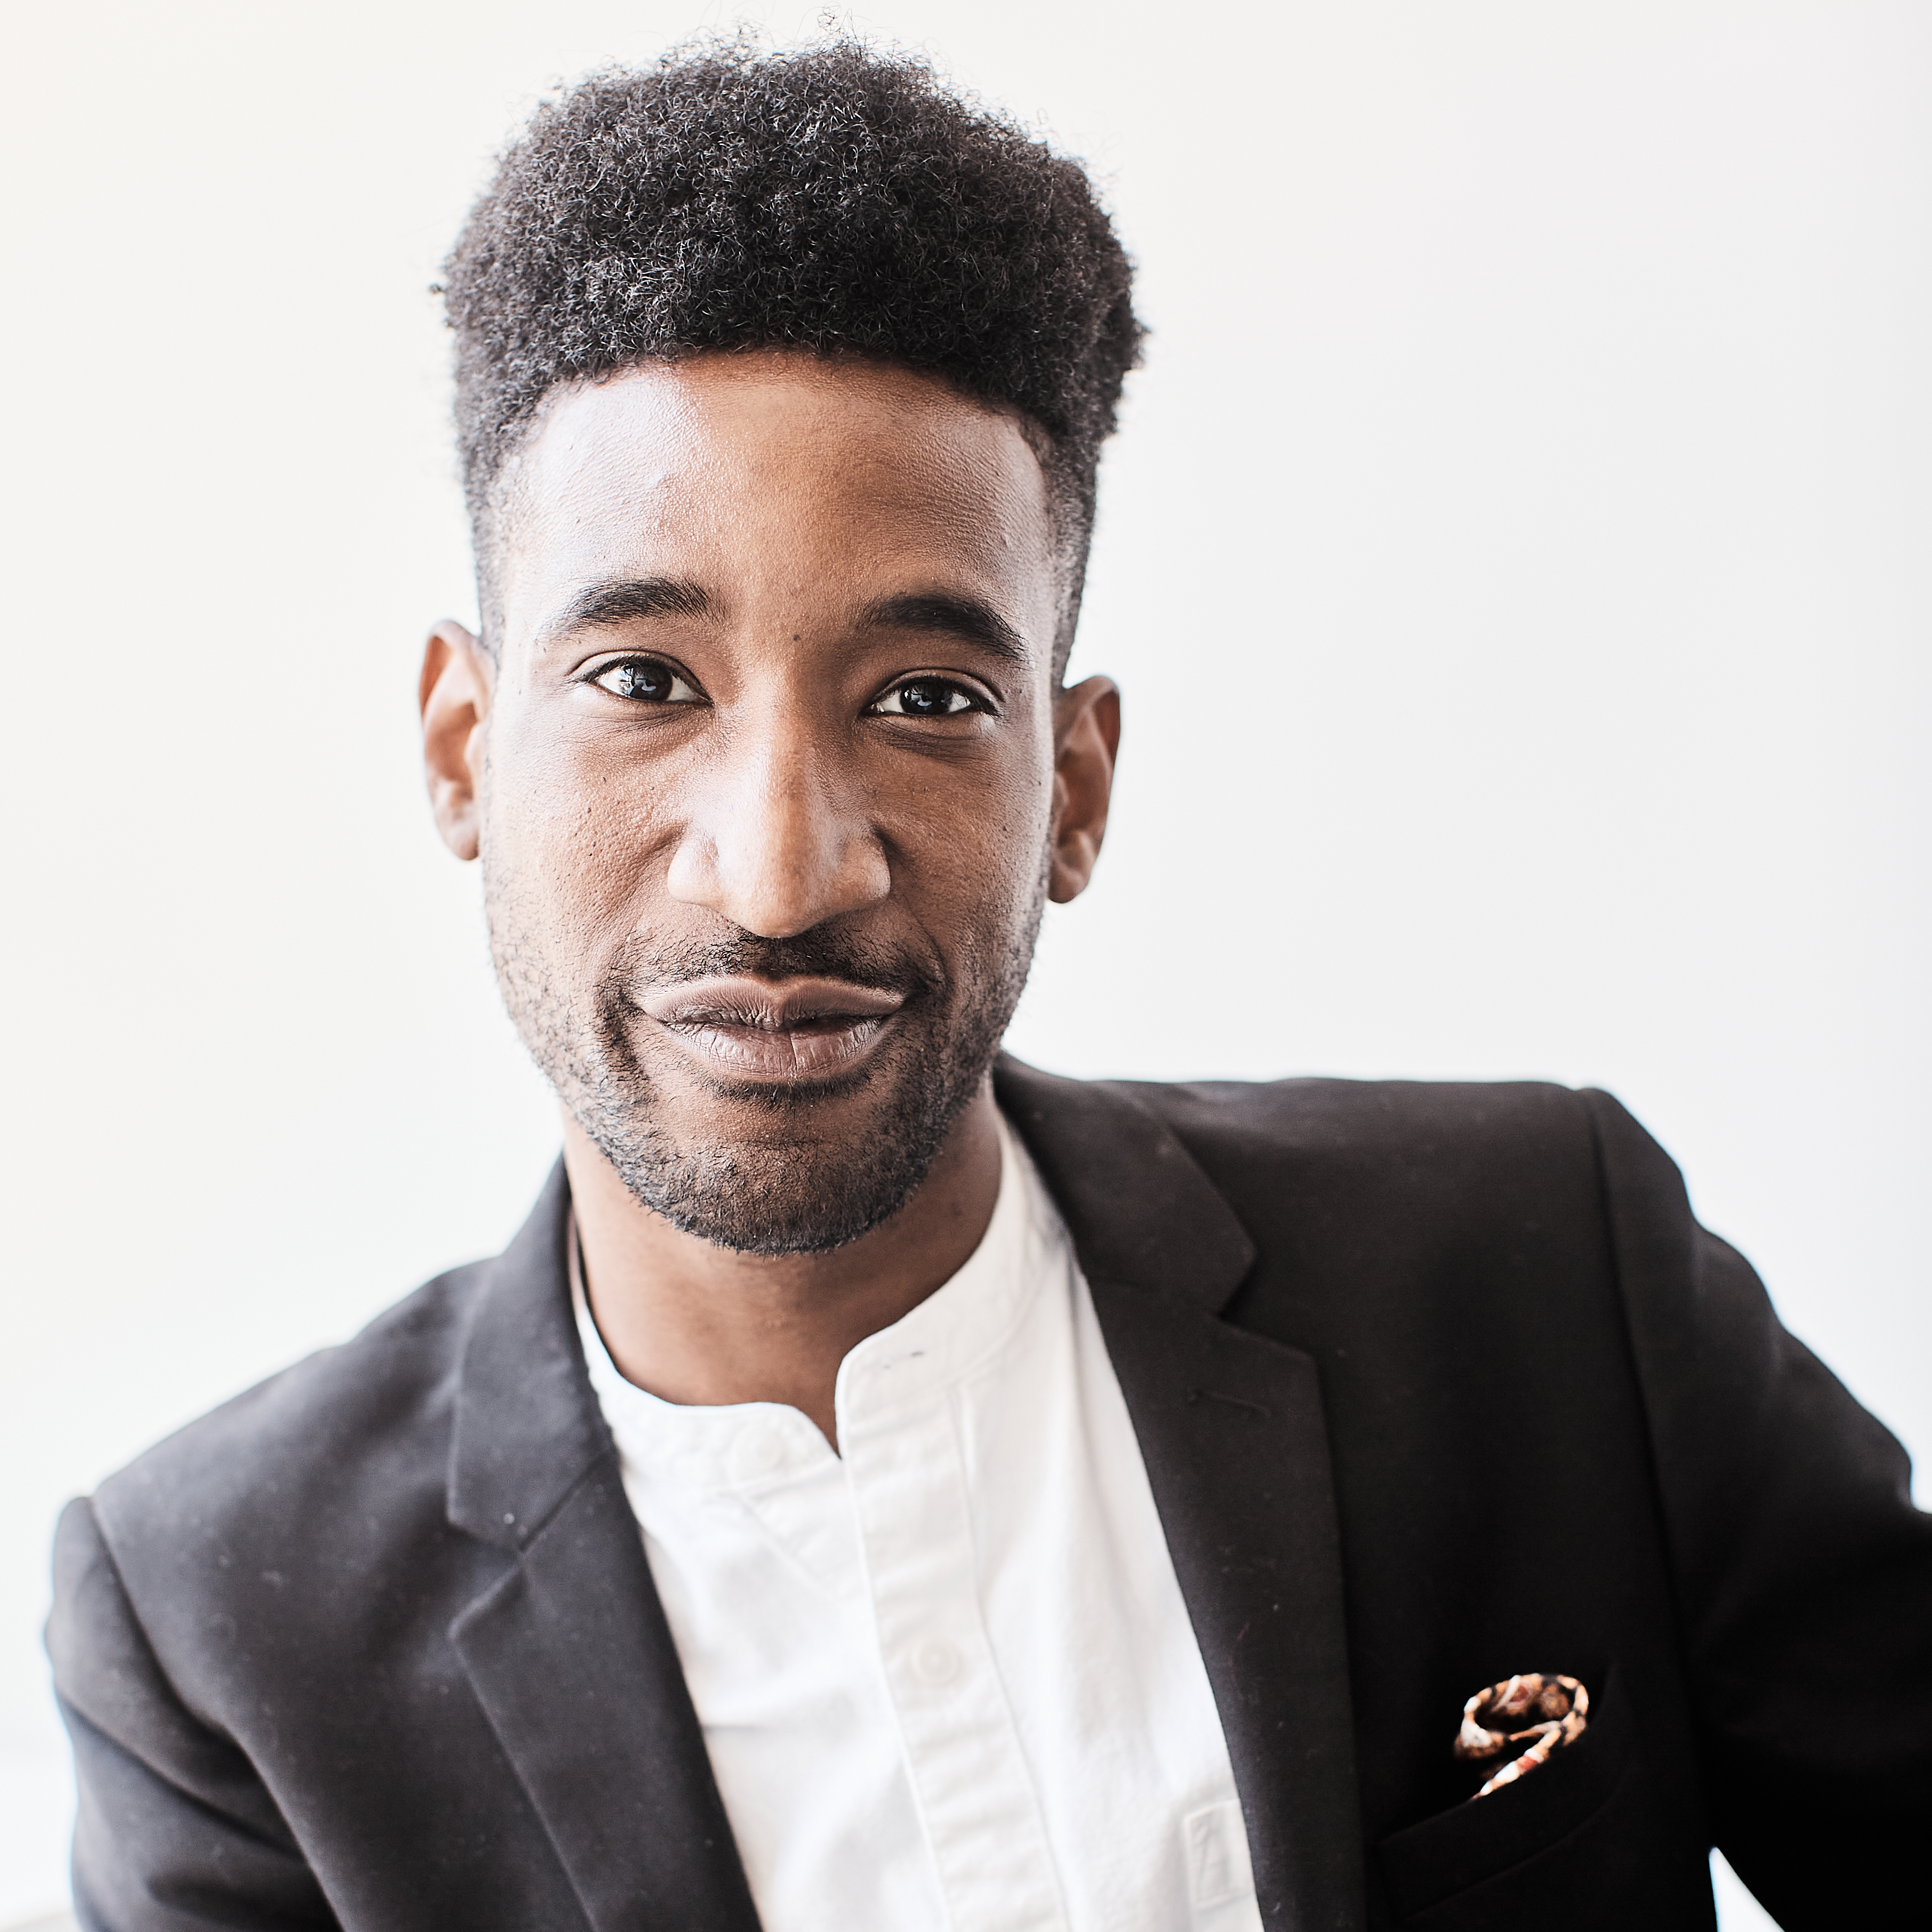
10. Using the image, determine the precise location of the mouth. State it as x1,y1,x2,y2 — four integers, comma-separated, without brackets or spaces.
636,974,909,1082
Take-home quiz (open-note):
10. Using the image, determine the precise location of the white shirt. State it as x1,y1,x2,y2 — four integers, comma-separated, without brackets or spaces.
574,1111,1263,1932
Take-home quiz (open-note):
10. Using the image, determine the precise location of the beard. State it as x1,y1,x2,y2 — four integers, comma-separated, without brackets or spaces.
482,856,1045,1256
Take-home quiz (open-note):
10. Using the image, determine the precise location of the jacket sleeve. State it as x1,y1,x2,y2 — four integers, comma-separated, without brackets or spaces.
46,1497,339,1932
1584,1088,1932,1926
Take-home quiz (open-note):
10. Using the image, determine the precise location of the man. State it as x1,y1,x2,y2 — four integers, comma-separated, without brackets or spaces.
47,38,1929,1932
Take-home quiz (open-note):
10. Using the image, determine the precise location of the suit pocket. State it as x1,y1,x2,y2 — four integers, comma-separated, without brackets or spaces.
1375,1668,1635,1920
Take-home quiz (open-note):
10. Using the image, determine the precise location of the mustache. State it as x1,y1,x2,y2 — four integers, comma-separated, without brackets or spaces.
609,925,945,1006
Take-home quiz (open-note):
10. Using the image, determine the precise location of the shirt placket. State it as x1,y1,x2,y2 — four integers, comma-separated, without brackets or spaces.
842,1363,1069,1932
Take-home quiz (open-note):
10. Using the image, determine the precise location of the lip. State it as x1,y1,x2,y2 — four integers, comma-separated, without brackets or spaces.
638,975,908,1082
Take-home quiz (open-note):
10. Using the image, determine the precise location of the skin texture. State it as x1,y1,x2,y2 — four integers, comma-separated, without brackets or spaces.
421,353,1119,1444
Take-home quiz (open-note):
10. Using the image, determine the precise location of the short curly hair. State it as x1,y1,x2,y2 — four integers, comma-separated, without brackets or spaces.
441,37,1143,669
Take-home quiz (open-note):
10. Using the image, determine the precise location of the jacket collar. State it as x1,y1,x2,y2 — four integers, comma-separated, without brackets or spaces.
445,1159,762,1931
995,1055,1257,1313
447,1157,610,1553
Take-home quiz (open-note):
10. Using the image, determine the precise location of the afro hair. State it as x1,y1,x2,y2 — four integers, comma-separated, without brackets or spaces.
440,37,1144,661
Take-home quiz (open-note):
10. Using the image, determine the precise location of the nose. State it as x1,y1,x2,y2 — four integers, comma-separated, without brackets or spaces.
664,718,892,937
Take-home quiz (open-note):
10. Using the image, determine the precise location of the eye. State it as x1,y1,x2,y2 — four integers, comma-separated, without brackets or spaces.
589,657,703,704
867,677,986,718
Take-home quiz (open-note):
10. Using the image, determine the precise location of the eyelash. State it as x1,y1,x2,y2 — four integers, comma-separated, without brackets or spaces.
587,657,703,704
585,657,994,721
866,676,991,718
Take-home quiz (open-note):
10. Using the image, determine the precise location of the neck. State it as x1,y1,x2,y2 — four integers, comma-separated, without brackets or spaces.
564,1081,1003,1450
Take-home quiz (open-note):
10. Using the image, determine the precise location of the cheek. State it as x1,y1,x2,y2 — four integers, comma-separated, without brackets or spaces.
482,706,676,962
877,722,1057,928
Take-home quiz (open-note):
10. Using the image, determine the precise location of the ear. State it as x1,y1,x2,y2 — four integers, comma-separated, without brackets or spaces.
1047,675,1120,903
421,620,493,862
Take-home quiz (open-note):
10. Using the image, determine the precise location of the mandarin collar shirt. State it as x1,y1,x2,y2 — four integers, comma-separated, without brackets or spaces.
574,1111,1264,1932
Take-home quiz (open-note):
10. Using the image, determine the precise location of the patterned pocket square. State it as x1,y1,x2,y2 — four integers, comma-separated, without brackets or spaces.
1453,1672,1589,1798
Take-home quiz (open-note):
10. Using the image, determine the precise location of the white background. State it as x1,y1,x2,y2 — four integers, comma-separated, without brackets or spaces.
1,2,1925,1924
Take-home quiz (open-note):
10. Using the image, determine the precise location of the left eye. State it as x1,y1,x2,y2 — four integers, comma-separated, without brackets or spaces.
591,657,702,703
868,678,981,717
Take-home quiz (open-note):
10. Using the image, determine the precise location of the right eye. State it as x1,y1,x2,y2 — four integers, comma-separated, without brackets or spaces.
589,657,703,704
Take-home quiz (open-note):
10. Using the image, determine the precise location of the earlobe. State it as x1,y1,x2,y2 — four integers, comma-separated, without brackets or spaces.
1048,676,1121,903
420,620,493,862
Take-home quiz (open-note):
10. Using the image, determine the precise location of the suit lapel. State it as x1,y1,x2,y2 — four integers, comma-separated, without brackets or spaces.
999,1059,1366,1932
446,1163,761,1932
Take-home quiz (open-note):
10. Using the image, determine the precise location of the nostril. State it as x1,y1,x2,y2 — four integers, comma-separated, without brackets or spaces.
665,811,889,932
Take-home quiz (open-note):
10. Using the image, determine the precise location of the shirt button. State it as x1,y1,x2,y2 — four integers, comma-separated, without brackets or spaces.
912,1638,961,1686
730,1425,786,1483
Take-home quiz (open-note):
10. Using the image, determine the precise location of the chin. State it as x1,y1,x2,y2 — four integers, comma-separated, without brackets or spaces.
577,1022,988,1254
616,1126,942,1256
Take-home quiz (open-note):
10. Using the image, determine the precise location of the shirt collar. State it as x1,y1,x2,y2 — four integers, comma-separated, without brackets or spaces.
572,1108,1058,1477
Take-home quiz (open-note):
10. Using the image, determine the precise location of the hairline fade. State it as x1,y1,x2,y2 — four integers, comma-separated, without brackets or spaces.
439,35,1144,678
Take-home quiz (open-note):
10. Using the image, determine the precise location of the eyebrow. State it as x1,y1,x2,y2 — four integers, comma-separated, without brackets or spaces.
538,577,712,652
855,592,1029,668
537,577,1029,667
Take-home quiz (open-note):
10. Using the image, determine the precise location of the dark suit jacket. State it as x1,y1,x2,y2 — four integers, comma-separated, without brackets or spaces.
48,1064,1932,1930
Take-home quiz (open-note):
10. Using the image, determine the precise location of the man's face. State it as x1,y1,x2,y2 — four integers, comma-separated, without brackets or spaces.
423,353,1116,1253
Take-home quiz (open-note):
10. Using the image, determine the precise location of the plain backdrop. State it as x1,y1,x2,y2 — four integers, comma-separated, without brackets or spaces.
1,2,1925,1923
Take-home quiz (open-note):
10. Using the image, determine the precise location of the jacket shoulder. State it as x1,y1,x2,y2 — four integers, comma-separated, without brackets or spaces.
1125,1067,1589,1129
996,1059,1659,1309
1117,1072,1623,1204
90,1260,488,1578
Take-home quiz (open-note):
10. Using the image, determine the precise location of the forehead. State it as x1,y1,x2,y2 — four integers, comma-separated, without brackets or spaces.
495,353,1058,645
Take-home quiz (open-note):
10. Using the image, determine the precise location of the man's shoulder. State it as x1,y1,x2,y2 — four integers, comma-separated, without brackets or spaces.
1003,1057,1634,1192
1131,1073,1635,1232
997,1059,1665,1308
1127,1068,1591,1135
1128,1071,1633,1177
89,1258,491,1585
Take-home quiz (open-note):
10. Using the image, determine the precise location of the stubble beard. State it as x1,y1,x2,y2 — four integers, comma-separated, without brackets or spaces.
481,850,1046,1256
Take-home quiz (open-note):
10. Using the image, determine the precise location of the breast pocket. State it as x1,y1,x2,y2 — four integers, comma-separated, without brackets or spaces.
1374,1667,1637,1925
